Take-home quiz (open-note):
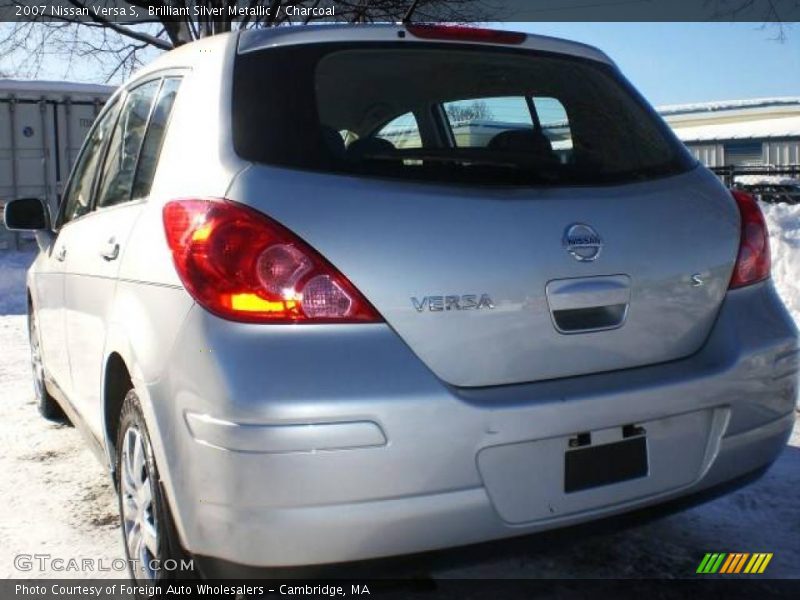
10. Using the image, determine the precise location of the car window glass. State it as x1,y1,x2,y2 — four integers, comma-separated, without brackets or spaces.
533,97,573,162
375,112,422,149
59,100,119,226
132,77,182,199
235,46,694,186
96,80,160,209
443,97,532,148
339,130,359,147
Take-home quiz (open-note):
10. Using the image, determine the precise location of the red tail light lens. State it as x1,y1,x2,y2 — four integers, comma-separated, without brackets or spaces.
729,190,771,289
162,199,382,323
406,24,526,45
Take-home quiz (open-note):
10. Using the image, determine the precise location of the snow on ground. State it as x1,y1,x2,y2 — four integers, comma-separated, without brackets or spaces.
0,315,123,579
0,202,798,579
762,201,800,320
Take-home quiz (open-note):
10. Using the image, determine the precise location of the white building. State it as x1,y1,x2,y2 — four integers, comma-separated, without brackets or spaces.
658,97,800,168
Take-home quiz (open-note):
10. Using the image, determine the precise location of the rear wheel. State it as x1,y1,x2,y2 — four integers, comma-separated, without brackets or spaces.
116,389,193,581
28,307,64,421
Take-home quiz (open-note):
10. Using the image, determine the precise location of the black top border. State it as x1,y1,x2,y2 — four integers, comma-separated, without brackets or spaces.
1,0,799,23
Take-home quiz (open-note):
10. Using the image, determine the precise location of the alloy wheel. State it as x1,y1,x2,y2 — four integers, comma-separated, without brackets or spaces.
29,315,46,403
120,426,160,580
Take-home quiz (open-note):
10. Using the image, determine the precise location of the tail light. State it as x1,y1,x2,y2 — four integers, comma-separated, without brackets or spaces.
162,199,382,323
729,190,771,289
406,24,526,45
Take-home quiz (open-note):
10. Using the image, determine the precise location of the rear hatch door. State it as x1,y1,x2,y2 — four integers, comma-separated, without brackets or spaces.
229,165,739,387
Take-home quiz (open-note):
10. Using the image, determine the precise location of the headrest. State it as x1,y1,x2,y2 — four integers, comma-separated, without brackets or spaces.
320,125,346,159
487,129,555,160
347,136,397,159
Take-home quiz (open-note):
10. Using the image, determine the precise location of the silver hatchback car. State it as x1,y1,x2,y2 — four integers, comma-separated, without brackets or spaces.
4,24,798,581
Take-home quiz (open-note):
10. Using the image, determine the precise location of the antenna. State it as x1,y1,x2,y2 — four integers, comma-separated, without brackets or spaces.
402,0,422,24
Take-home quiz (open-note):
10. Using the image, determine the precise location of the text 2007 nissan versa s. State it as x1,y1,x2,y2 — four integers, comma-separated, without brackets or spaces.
4,25,798,580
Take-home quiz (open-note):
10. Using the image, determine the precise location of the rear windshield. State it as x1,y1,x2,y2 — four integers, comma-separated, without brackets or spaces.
233,43,695,186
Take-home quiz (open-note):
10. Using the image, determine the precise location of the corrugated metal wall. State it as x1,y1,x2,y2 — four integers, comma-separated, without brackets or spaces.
687,140,800,167
1,95,104,248
686,143,725,167
764,141,800,166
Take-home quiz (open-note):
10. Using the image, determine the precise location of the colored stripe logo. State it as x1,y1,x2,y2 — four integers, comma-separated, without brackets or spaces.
697,553,773,574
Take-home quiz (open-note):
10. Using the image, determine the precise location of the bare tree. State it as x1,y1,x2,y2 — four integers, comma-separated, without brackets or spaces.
709,0,798,41
445,100,493,123
0,0,491,82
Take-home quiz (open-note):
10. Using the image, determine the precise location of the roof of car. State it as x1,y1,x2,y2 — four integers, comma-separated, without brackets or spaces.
237,24,614,65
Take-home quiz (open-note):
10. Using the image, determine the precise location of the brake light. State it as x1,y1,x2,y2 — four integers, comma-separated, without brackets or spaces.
162,199,382,323
406,24,526,45
729,190,771,289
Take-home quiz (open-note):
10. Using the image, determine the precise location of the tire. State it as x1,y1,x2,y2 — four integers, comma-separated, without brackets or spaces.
116,389,194,582
28,307,65,421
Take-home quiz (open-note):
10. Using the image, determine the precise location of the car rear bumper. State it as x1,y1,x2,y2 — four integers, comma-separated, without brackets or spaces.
141,281,798,567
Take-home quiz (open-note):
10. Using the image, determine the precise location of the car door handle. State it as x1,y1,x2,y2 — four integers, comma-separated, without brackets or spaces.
55,246,67,262
100,238,120,261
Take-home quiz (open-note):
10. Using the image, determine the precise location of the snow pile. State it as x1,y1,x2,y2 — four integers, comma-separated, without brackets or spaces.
761,201,800,321
0,249,35,315
736,175,800,187
670,115,800,142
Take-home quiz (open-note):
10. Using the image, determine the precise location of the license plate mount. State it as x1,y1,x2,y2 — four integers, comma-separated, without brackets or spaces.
564,436,648,493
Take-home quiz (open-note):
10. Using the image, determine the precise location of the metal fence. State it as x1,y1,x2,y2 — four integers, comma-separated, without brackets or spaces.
711,165,800,204
711,165,800,187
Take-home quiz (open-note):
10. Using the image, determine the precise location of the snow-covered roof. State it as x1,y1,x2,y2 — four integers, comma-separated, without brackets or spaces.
671,115,800,143
658,97,800,116
657,97,800,142
0,79,116,100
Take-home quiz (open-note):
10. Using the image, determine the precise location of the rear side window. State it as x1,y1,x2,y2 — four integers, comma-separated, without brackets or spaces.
442,96,576,165
95,76,181,208
96,80,160,208
233,44,694,186
132,77,181,199
444,97,533,148
375,112,422,149
58,99,119,226
534,97,573,160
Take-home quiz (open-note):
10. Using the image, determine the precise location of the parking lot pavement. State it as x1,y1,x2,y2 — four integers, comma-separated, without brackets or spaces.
1,314,797,580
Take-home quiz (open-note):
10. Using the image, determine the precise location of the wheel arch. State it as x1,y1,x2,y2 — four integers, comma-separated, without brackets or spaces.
100,322,180,513
103,351,133,485
100,287,194,542
26,288,34,322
